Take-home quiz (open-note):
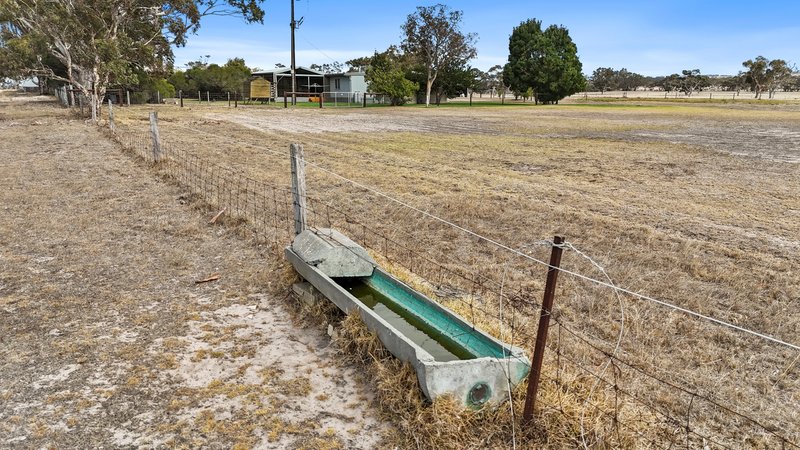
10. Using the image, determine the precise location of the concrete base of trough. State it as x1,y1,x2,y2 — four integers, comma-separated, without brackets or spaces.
293,281,323,307
291,228,376,278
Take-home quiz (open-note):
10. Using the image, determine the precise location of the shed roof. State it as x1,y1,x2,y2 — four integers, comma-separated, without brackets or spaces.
252,66,324,77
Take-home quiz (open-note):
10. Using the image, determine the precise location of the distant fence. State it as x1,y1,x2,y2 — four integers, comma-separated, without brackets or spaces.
60,99,800,448
570,90,800,100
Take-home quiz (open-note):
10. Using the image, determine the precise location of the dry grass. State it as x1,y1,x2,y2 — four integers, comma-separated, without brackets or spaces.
327,311,654,449
0,94,386,449
13,93,799,447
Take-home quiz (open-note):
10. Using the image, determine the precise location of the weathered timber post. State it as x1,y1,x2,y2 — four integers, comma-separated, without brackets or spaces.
108,99,115,131
126,90,131,106
234,91,238,108
91,94,97,123
522,235,565,425
149,111,162,163
284,95,288,108
289,143,307,235
157,90,161,104
228,91,231,107
198,90,201,102
207,91,210,102
179,90,183,108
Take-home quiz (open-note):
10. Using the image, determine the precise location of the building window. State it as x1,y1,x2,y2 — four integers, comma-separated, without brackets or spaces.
334,79,341,90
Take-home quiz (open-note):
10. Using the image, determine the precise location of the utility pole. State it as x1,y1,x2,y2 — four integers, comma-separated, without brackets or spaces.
290,0,297,106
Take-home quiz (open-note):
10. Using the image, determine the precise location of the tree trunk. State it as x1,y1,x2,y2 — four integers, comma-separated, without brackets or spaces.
425,77,433,107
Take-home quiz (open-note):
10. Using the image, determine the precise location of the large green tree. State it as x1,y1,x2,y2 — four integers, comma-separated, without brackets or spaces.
365,47,418,106
401,4,477,107
503,19,585,104
0,0,264,115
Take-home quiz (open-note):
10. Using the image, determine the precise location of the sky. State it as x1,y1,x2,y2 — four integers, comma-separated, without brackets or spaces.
172,0,800,77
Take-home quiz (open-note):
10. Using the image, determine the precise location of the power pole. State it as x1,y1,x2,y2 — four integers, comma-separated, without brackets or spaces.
290,0,297,106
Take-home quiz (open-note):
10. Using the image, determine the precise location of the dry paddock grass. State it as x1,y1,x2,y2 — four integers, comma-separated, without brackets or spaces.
106,98,799,449
2,92,798,448
0,94,388,449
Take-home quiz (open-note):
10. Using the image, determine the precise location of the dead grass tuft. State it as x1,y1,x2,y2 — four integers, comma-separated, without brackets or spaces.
329,312,646,449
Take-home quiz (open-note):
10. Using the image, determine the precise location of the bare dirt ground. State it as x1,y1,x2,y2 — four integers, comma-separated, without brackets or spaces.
0,95,387,449
107,99,799,447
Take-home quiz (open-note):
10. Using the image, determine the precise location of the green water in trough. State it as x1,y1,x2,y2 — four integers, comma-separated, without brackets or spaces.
335,271,507,362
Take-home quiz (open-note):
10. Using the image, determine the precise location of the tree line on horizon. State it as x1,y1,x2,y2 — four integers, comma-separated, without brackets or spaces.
588,57,799,99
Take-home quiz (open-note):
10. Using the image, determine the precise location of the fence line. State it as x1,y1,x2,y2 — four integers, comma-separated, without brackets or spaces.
99,110,798,448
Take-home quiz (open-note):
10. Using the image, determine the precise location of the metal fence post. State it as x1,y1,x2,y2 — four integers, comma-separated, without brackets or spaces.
290,143,307,235
149,111,162,163
108,99,115,131
522,235,565,424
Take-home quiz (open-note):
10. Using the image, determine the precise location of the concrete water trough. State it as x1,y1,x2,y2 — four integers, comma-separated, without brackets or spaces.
286,228,531,408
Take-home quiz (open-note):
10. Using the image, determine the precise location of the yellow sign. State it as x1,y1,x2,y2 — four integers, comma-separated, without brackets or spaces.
250,78,271,98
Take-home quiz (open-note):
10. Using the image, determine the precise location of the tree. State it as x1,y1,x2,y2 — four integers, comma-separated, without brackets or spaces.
486,65,507,100
743,56,769,99
0,0,265,116
615,68,646,91
365,47,418,106
504,19,585,104
590,67,616,93
660,74,681,93
309,61,343,74
401,4,477,107
678,69,709,96
345,57,371,72
766,59,793,99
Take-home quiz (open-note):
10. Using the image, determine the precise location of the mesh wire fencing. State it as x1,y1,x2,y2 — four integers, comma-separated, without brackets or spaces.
102,113,799,449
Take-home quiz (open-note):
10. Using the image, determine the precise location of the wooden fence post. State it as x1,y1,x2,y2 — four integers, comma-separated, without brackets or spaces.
228,91,231,107
290,143,307,235
157,91,161,104
91,94,97,123
126,90,131,106
149,111,162,163
522,235,565,425
179,90,183,108
207,91,210,102
108,99,115,131
198,91,201,102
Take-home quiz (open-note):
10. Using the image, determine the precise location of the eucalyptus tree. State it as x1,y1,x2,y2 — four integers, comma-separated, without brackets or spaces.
0,0,265,115
401,4,477,107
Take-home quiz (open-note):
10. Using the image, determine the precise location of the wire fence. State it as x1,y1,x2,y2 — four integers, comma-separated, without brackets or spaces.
95,106,799,449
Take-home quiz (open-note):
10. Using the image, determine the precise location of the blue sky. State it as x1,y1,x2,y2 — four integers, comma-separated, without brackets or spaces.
172,1,800,76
